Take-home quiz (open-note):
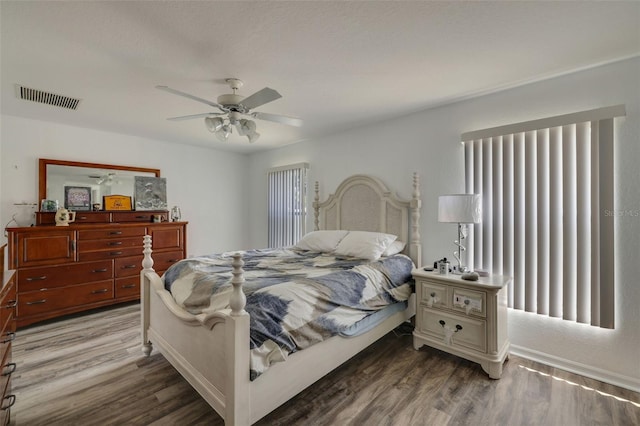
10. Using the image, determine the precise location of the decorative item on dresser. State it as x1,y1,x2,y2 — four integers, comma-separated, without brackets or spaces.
0,244,17,424
412,268,510,379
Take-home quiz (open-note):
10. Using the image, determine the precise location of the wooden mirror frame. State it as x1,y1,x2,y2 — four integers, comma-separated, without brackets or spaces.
38,158,161,203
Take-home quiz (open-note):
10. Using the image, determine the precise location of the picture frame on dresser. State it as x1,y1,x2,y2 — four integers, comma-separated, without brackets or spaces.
64,186,91,211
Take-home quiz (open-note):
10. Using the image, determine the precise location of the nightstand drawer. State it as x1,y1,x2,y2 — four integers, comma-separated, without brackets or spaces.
451,288,486,317
418,307,487,353
418,280,447,309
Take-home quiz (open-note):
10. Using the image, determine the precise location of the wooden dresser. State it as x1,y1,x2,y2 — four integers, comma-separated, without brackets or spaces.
0,244,17,424
6,213,187,328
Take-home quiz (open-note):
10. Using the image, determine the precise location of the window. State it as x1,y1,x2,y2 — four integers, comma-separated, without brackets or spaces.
462,105,625,329
268,163,309,248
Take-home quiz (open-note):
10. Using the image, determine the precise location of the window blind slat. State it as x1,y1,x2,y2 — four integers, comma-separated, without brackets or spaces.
536,128,550,315
576,122,591,324
562,124,577,321
549,127,563,318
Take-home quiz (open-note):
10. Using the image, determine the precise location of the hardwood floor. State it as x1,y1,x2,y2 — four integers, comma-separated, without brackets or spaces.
11,303,640,425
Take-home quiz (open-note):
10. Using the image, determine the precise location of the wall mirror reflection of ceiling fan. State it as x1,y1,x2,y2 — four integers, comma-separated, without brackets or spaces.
156,78,303,143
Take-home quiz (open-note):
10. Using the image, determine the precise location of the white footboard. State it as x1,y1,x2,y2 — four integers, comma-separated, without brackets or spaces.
141,236,251,425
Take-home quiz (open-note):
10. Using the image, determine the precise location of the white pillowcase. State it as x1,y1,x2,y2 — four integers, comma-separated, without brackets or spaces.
294,230,349,252
382,240,406,257
334,231,398,260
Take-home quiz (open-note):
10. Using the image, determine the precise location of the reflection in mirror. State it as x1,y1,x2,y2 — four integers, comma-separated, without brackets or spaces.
39,159,160,211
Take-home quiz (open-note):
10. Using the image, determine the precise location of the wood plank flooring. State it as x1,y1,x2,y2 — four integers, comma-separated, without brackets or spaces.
11,302,640,425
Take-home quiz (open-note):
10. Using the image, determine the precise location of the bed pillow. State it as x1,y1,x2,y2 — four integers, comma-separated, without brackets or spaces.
334,231,397,260
382,240,406,257
294,230,349,252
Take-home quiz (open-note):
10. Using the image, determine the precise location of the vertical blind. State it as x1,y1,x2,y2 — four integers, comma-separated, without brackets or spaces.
462,105,625,329
268,163,309,248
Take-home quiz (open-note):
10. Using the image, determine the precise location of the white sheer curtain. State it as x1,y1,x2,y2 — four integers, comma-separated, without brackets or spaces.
462,105,625,329
268,163,309,248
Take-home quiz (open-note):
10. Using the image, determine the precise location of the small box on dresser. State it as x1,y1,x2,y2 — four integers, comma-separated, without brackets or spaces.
0,244,17,424
412,268,511,379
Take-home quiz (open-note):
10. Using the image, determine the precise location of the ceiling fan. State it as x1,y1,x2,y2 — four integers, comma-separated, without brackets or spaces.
156,78,302,143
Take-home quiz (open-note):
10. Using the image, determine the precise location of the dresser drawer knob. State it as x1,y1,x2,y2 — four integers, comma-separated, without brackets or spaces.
92,268,108,273
426,293,439,308
108,241,123,246
1,363,16,377
109,251,123,256
121,284,136,289
430,292,436,297
122,265,137,270
110,231,123,235
1,332,15,344
91,289,109,295
26,299,47,305
439,320,462,346
1,395,16,411
26,275,47,282
135,215,148,219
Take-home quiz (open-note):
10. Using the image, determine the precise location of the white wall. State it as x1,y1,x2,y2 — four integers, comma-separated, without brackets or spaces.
247,57,640,391
0,115,250,255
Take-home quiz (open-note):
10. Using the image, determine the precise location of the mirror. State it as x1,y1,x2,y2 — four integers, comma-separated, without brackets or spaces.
39,159,160,211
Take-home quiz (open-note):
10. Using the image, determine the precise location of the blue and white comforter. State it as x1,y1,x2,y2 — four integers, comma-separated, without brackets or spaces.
163,248,414,379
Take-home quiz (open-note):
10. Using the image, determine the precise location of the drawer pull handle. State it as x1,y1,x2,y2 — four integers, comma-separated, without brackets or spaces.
1,395,16,411
2,300,17,309
78,216,88,220
168,259,180,263
135,215,148,219
91,289,109,294
108,241,123,246
26,299,47,305
439,320,462,346
121,284,136,289
110,231,123,235
426,293,439,308
92,268,108,273
2,363,16,377
110,251,123,256
122,265,137,269
26,275,47,282
1,332,15,344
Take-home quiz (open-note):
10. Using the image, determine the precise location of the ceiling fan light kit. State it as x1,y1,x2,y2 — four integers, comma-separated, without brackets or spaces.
157,78,302,144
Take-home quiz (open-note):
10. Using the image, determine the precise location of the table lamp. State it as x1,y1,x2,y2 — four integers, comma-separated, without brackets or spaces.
438,194,482,273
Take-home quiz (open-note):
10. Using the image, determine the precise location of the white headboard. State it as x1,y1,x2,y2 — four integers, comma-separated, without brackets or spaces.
313,173,422,267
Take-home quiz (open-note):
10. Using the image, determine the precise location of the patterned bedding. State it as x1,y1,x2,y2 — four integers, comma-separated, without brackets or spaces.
163,248,414,379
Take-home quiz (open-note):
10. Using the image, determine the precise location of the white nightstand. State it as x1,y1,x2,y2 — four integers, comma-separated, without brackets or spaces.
412,268,511,379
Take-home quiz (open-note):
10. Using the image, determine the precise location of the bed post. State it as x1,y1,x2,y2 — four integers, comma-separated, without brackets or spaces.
141,235,154,356
410,172,422,267
226,253,251,426
313,181,320,231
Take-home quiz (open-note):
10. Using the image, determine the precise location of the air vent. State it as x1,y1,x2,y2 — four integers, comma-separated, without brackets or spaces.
15,84,81,110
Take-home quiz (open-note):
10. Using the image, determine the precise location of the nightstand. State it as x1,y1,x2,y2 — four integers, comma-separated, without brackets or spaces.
412,268,511,379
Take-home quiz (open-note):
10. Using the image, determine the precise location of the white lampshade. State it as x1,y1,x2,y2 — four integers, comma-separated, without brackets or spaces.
438,194,482,223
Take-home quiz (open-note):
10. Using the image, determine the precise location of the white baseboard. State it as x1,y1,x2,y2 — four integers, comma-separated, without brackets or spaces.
510,344,640,393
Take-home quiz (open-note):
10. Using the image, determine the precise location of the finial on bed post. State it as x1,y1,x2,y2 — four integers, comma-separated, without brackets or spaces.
410,172,422,267
230,253,247,316
313,181,320,231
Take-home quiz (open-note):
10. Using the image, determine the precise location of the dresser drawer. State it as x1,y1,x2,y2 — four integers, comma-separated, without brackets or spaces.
153,250,184,274
418,307,487,353
0,284,16,338
17,280,114,317
73,212,111,223
115,276,140,299
0,344,15,409
78,227,145,240
115,256,143,278
0,314,15,368
112,212,165,223
78,247,142,262
77,236,143,253
17,260,113,292
148,225,184,251
418,280,447,309
451,288,486,317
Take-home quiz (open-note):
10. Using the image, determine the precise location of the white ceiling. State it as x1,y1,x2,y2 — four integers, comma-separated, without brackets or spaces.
1,1,639,153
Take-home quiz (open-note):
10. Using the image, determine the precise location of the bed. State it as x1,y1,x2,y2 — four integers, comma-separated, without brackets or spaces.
140,173,423,425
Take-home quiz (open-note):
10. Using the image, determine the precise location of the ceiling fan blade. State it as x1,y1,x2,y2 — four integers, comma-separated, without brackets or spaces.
156,85,223,109
167,112,224,121
252,112,303,127
240,87,282,110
